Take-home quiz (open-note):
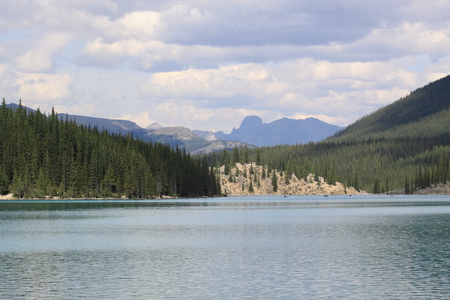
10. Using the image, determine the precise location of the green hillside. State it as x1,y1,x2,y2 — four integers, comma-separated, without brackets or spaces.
209,74,450,194
331,75,450,141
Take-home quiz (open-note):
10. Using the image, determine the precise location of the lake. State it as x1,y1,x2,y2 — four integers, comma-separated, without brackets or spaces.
1,195,450,299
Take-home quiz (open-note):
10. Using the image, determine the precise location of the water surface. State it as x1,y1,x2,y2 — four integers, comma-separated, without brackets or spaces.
1,195,449,299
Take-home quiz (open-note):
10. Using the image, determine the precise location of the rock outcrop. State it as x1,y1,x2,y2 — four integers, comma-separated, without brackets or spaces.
218,163,363,196
0,193,16,200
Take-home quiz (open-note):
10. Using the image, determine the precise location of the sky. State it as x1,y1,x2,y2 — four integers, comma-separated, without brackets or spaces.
1,0,450,132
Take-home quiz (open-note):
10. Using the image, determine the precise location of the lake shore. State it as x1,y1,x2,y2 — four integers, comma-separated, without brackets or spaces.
3,182,450,200
0,194,180,201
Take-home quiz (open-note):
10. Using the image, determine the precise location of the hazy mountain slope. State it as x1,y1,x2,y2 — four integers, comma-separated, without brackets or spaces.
58,114,142,133
6,104,143,134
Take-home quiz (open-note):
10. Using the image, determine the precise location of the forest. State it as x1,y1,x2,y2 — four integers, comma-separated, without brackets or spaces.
0,100,220,199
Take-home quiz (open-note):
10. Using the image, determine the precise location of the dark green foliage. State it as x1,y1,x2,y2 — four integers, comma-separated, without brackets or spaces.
404,176,411,194
272,171,278,192
0,103,220,198
248,180,254,193
285,173,290,185
256,148,261,165
373,178,380,194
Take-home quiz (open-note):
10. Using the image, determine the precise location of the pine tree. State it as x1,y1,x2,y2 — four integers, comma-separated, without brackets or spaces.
228,172,234,182
248,181,254,193
373,178,380,194
353,171,360,191
256,148,261,165
232,146,240,164
405,176,410,194
285,173,290,185
272,170,278,192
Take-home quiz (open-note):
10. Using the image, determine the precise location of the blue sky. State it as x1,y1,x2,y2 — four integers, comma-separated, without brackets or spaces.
1,0,449,132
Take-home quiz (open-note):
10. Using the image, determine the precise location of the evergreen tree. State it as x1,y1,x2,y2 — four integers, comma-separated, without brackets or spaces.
405,176,410,194
353,171,360,191
248,181,254,193
256,148,261,165
232,146,240,164
272,170,278,192
373,178,380,194
285,173,290,185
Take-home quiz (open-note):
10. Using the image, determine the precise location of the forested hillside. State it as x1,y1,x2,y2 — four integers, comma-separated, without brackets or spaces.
331,74,450,141
0,100,220,199
208,75,450,194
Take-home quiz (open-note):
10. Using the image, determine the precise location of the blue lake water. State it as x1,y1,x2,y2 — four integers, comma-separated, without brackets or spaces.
1,195,450,299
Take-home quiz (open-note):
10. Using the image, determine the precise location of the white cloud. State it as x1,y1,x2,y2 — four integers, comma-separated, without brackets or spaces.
140,64,270,100
14,32,72,73
15,72,74,103
0,64,19,99
120,111,153,128
116,11,162,40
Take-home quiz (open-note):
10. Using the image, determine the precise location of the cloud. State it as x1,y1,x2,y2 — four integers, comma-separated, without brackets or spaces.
14,32,72,73
139,64,270,101
116,11,162,40
15,72,74,104
138,58,447,127
0,63,19,98
2,0,450,133
341,22,450,61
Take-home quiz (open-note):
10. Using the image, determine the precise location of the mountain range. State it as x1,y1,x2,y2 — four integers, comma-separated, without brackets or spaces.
6,103,344,153
194,115,343,147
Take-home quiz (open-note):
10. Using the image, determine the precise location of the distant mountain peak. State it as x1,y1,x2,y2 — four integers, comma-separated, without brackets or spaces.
240,115,263,129
224,115,343,147
146,122,163,131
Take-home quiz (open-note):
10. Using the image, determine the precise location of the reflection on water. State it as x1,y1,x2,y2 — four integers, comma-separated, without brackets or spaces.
1,195,450,299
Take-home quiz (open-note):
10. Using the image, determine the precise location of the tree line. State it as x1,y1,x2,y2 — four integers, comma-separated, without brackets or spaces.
0,100,220,199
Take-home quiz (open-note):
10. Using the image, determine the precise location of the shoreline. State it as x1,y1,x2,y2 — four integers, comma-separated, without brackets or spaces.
0,194,180,201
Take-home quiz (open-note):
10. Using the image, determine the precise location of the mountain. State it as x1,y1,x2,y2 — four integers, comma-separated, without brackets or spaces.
58,114,142,133
330,75,450,142
195,115,344,147
146,123,163,131
136,126,211,153
138,127,252,154
7,104,141,134
192,130,217,141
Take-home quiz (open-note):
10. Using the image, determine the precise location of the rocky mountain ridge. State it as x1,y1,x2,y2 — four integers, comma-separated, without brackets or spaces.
195,115,344,147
